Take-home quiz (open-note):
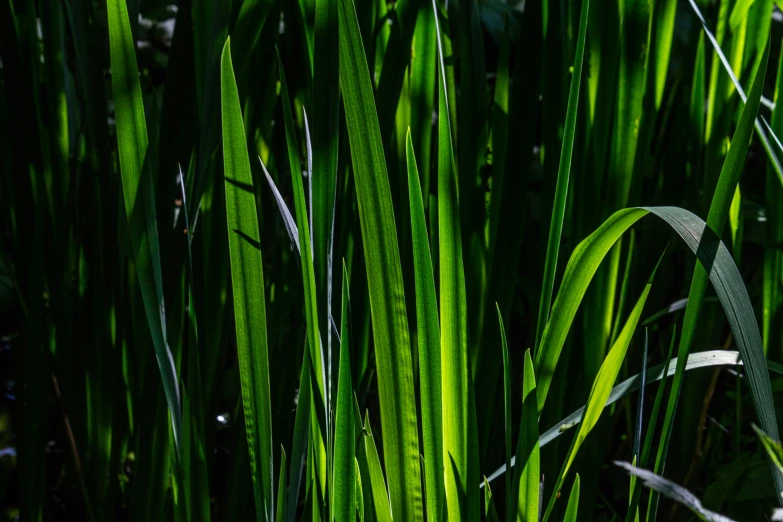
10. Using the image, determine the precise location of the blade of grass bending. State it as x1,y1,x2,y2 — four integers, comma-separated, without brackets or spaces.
107,0,181,453
513,349,540,522
529,205,780,491
563,475,580,522
542,253,662,522
406,129,444,521
533,0,590,352
220,38,274,522
687,0,783,187
333,264,356,522
338,0,423,519
617,463,737,522
484,349,783,485
657,38,783,501
497,306,512,521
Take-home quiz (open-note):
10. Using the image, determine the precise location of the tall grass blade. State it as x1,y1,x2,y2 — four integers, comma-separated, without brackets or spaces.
107,0,181,452
497,306,512,521
333,264,356,521
338,0,423,518
513,349,540,522
432,1,474,518
406,129,444,521
220,38,274,522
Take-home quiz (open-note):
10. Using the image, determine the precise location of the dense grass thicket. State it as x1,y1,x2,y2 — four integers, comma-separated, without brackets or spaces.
3,0,783,520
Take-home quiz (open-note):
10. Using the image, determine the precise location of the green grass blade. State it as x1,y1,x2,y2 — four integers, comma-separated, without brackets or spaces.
655,37,782,498
361,413,394,522
277,447,287,522
277,53,329,456
485,349,783,486
765,38,783,357
532,205,779,480
533,0,589,351
651,0,677,110
107,0,181,453
752,425,783,478
312,0,339,384
406,129,444,521
487,16,510,264
514,349,540,522
432,2,472,519
338,0,423,518
333,264,356,521
409,2,437,208
288,342,312,522
483,478,499,522
625,327,676,522
689,32,706,179
687,0,783,187
563,475,580,522
220,37,274,522
355,457,364,522
543,256,661,522
497,306,512,521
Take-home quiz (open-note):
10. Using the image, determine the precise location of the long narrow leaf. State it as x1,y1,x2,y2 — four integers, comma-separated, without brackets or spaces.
338,0,423,518
220,38,274,522
406,129,444,521
107,0,181,452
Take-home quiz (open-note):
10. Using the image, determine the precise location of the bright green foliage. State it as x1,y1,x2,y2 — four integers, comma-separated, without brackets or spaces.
337,0,423,518
563,475,581,522
5,0,783,520
221,38,274,522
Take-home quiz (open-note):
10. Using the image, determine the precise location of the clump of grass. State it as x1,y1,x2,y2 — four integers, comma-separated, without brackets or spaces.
1,0,783,520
